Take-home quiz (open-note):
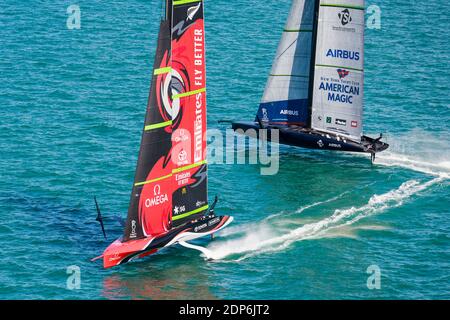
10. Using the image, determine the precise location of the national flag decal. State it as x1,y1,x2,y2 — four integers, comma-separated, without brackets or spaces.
337,69,350,79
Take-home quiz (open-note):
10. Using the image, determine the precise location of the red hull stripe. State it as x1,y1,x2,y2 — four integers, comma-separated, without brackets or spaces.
172,87,206,100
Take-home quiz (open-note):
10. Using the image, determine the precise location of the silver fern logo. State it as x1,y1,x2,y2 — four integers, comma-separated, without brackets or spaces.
173,2,201,36
187,2,201,21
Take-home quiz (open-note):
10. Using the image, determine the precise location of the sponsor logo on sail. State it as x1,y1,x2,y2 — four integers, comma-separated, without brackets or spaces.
145,184,169,208
319,80,360,104
193,28,204,163
338,9,352,26
174,129,188,143
337,69,350,79
326,49,360,61
130,220,137,238
196,200,206,207
145,194,169,208
178,149,187,162
175,171,190,186
335,119,347,126
326,117,332,124
173,205,186,215
351,121,358,128
332,9,356,32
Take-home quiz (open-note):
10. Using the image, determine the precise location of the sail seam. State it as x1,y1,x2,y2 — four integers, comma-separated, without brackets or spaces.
172,87,206,100
144,120,172,131
173,0,202,6
173,160,207,174
320,4,365,10
154,67,172,75
172,205,209,221
316,64,363,72
134,173,172,187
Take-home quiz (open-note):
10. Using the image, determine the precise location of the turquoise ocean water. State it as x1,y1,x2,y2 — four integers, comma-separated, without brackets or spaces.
0,0,449,299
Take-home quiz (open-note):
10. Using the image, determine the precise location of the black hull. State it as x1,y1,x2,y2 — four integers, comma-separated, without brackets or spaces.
231,121,389,154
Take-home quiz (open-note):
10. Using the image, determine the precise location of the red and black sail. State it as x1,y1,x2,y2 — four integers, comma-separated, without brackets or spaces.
123,0,208,241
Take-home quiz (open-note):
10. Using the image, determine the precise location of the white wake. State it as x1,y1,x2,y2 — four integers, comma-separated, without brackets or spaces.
205,177,443,261
204,131,448,261
374,130,450,178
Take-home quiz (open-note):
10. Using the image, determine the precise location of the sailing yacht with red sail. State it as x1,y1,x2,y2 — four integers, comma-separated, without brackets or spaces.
97,0,232,268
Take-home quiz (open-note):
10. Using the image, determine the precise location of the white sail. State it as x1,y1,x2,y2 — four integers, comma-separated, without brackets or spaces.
311,0,365,140
256,0,315,126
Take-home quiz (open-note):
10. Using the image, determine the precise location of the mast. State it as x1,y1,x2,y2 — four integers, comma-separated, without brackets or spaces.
306,0,320,128
166,0,172,23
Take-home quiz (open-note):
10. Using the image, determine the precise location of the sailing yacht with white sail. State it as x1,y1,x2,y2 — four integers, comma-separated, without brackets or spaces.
231,0,388,160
